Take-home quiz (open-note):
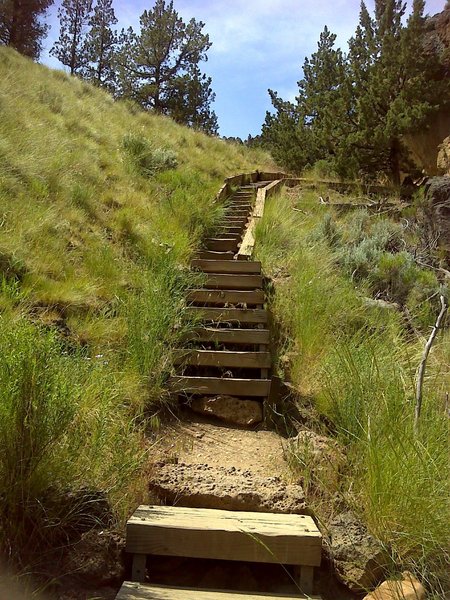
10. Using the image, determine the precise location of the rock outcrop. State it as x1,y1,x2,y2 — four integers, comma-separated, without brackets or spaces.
191,395,263,427
150,462,308,514
326,511,388,593
422,176,450,261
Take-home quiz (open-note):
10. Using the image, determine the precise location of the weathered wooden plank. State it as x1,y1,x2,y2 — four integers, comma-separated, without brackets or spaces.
217,227,243,235
197,251,235,261
191,260,261,274
126,505,321,566
187,327,270,345
186,307,267,324
173,350,271,368
116,582,320,599
187,289,265,305
205,239,239,252
169,376,271,397
204,274,263,289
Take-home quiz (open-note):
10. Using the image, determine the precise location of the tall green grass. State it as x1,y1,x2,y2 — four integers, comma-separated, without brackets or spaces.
256,190,449,594
0,317,146,567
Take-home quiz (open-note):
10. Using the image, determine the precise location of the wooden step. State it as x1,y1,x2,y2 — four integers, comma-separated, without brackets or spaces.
126,506,321,591
204,274,263,289
187,307,267,324
197,251,235,260
217,227,243,235
174,350,271,368
191,260,261,274
187,289,265,305
205,239,240,252
227,210,249,216
116,582,320,599
169,376,271,396
187,327,270,345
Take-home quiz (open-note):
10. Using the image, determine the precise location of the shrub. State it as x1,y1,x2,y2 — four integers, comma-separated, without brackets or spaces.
122,133,178,177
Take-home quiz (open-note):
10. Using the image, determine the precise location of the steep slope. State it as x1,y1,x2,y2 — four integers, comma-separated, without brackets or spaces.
0,47,274,575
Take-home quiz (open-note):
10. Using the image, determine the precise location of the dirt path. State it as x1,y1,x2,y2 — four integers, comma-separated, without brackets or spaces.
153,412,292,479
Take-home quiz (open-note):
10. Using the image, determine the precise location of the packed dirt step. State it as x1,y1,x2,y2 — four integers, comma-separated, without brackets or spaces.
117,505,322,599
169,183,271,402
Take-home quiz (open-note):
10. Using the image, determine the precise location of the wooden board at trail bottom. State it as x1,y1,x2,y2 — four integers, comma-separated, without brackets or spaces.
116,582,321,599
126,505,321,566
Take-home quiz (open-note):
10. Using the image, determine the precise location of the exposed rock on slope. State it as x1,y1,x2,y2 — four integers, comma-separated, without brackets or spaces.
150,462,308,514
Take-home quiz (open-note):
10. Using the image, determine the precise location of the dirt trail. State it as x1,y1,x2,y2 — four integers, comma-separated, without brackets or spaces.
153,412,292,479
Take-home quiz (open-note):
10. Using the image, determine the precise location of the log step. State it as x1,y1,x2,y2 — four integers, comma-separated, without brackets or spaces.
187,289,265,305
187,327,270,345
174,350,271,368
169,376,271,396
191,259,261,274
187,307,267,324
117,582,320,599
204,274,263,289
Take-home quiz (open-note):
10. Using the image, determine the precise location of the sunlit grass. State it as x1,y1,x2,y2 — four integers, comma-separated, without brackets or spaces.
256,189,449,594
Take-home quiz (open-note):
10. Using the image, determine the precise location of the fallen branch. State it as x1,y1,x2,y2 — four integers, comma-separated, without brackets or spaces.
415,294,448,434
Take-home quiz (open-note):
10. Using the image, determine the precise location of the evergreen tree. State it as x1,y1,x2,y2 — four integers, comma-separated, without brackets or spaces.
0,0,53,59
116,0,217,133
347,0,447,181
81,0,117,91
50,0,92,75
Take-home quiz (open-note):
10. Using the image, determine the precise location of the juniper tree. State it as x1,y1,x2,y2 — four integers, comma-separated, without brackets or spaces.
51,0,92,75
81,0,117,91
346,0,447,182
0,0,53,59
116,0,217,133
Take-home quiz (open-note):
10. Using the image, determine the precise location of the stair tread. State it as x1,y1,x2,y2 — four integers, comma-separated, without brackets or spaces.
192,259,261,274
117,582,320,599
204,274,263,289
174,349,271,368
187,327,269,344
187,289,265,304
126,505,321,564
169,375,271,396
187,307,267,323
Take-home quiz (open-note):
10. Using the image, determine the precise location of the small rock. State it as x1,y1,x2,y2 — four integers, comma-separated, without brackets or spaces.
287,429,345,489
326,511,388,592
363,571,426,599
191,395,263,426
150,462,308,514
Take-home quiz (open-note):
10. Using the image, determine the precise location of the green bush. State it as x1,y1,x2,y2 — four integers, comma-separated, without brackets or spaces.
122,133,178,177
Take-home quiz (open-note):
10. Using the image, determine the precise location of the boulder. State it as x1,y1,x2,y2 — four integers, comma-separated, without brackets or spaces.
326,511,388,593
423,177,450,261
437,136,450,175
363,571,426,600
150,462,308,514
286,429,346,490
191,395,263,427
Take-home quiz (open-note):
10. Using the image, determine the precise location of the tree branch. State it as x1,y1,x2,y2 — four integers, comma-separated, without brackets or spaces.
414,294,448,434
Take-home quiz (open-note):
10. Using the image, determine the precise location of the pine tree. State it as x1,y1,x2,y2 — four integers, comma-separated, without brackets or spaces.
50,0,92,75
81,0,117,91
347,0,447,182
116,0,217,132
0,0,53,59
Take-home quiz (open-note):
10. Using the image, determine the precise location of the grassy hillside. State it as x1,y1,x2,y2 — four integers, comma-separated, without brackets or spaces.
256,187,449,596
0,47,273,571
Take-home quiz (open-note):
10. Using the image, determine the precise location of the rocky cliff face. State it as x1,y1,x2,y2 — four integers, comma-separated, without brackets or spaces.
404,6,450,175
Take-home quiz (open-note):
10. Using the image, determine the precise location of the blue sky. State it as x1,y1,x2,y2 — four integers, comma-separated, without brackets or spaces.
41,0,446,138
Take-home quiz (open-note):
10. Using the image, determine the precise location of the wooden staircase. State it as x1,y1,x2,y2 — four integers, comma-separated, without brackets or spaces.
169,184,272,405
114,176,324,600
